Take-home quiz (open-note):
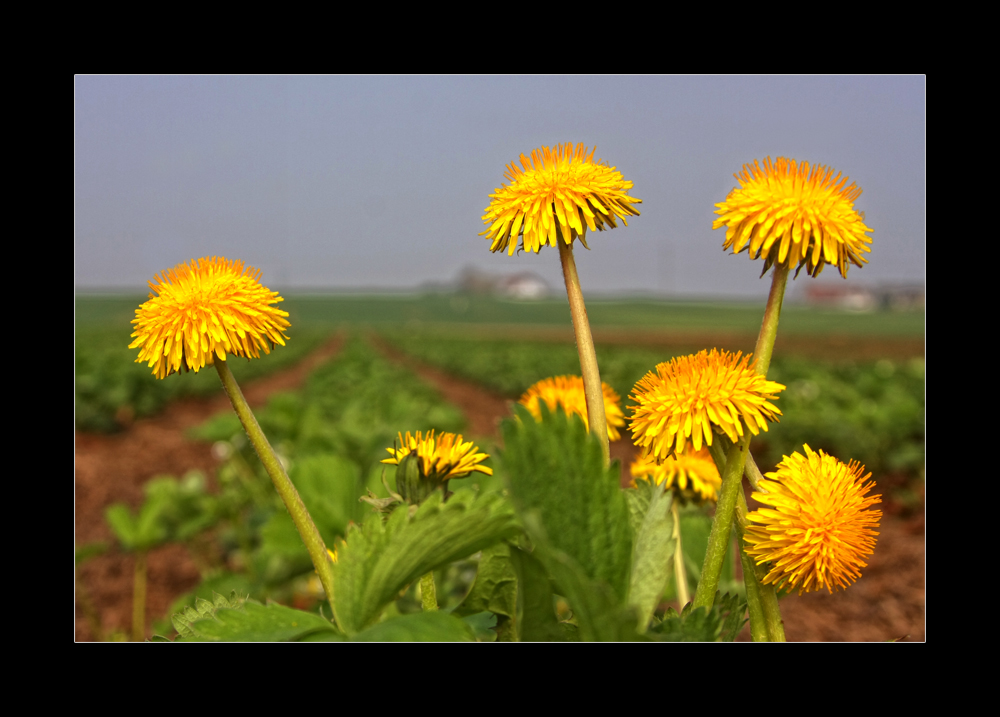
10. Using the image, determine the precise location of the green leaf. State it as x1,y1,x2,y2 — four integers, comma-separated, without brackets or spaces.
626,480,676,632
104,504,139,550
172,590,251,639
332,488,519,634
499,403,632,598
506,546,566,642
453,541,517,620
186,600,340,642
716,591,749,642
75,541,109,567
460,611,499,642
350,611,475,642
499,404,636,640
652,603,722,642
649,591,746,642
290,453,363,543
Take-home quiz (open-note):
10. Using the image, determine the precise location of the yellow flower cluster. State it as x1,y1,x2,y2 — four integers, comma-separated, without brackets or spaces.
743,445,882,595
713,157,872,278
629,349,784,460
518,375,626,441
630,446,721,503
129,257,290,379
381,431,493,483
481,143,641,255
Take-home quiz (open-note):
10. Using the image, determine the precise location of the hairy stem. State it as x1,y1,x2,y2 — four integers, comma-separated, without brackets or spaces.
215,360,336,618
420,572,438,611
557,233,609,464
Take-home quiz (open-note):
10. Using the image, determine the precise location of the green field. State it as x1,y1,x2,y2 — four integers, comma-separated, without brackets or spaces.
77,292,925,336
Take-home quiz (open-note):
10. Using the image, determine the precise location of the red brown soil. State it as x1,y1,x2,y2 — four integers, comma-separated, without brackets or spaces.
76,332,924,642
74,335,344,641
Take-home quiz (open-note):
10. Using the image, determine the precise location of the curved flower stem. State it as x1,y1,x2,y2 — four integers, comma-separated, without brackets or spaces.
671,501,689,607
753,264,789,377
215,360,336,618
131,549,147,642
693,439,748,609
420,572,438,611
557,232,609,464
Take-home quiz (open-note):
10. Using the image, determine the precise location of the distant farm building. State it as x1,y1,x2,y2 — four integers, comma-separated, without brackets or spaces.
803,283,924,311
457,266,550,299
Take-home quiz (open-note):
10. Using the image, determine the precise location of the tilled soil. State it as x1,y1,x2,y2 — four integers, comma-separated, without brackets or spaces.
75,334,924,642
74,335,344,641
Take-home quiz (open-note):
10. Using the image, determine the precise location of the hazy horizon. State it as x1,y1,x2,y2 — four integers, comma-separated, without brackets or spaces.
76,76,925,302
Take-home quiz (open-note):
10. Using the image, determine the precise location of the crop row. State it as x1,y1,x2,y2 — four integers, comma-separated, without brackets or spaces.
382,332,926,484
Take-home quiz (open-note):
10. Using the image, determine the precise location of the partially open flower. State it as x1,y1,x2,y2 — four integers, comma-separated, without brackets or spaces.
129,257,290,379
713,157,872,278
381,431,493,484
743,445,882,595
481,143,641,255
629,349,784,459
518,375,626,441
630,446,721,504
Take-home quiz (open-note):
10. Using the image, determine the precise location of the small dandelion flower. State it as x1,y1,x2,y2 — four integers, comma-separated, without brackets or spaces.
743,445,882,595
629,349,784,460
630,446,722,503
481,143,641,255
381,431,493,483
713,157,873,278
129,257,290,379
518,375,626,441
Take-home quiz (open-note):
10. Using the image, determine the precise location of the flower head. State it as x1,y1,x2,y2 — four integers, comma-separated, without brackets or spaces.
129,257,290,379
629,349,784,460
518,375,626,441
713,157,872,278
630,446,722,503
381,431,493,484
481,143,641,255
743,445,882,595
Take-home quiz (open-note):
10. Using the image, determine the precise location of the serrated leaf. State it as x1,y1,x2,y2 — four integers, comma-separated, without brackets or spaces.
499,404,637,640
349,611,475,642
187,601,340,642
172,590,250,638
332,488,519,634
627,480,676,632
651,603,722,642
499,403,632,599
716,591,749,642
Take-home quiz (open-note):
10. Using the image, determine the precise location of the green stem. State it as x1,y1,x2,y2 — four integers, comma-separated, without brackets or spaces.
752,264,789,377
734,491,768,641
557,232,609,464
215,360,336,618
132,549,147,642
420,572,438,611
671,501,689,608
693,440,747,609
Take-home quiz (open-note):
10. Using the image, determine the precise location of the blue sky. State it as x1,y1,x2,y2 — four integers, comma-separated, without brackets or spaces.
75,75,925,300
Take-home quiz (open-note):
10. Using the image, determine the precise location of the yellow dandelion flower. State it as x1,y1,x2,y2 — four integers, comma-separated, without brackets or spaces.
713,157,873,278
381,430,493,483
518,375,626,442
630,446,722,503
129,257,290,379
743,445,882,595
481,143,641,255
629,349,784,460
